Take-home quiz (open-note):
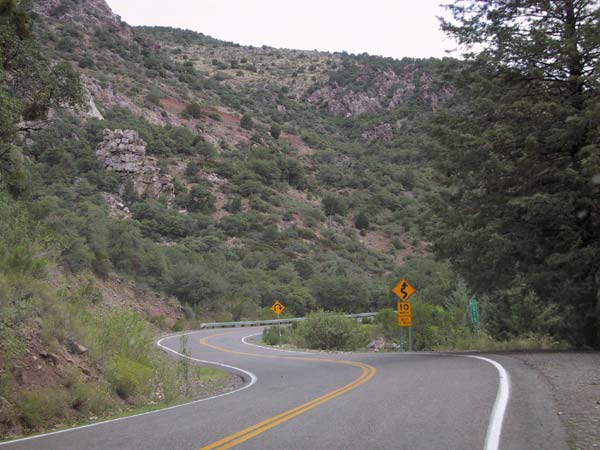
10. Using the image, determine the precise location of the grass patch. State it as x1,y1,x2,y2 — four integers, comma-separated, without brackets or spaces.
434,333,569,352
192,366,229,381
17,388,68,429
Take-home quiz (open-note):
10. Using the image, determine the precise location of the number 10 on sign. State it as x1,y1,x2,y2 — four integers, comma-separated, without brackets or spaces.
397,301,412,327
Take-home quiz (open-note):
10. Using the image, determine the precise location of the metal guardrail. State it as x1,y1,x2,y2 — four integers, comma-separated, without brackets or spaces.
200,312,376,329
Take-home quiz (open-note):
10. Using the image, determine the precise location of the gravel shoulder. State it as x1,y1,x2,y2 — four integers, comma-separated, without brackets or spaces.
508,352,600,450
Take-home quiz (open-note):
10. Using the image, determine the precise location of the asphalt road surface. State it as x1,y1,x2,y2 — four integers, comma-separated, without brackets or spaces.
2,328,567,450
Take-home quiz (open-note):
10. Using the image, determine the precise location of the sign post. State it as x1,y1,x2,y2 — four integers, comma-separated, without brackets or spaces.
469,297,479,335
271,300,285,336
392,279,416,352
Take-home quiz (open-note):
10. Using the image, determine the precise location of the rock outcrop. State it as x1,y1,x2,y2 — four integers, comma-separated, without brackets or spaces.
308,64,453,117
32,0,134,42
361,123,394,142
367,337,386,352
96,129,174,202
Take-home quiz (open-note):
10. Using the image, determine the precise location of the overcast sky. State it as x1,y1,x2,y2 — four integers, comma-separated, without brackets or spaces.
105,1,456,59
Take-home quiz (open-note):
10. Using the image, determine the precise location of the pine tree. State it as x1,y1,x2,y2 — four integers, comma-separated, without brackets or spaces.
429,0,600,346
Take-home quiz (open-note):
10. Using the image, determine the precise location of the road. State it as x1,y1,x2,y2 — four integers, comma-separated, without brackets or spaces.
2,328,567,450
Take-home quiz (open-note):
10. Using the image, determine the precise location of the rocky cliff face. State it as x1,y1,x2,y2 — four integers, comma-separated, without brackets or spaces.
96,129,174,201
308,64,453,117
32,0,134,42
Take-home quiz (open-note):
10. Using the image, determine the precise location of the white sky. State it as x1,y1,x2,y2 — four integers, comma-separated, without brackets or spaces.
105,0,457,59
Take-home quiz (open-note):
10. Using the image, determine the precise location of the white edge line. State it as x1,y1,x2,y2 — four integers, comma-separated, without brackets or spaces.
241,333,314,354
241,332,375,356
465,355,511,450
242,332,510,450
0,331,257,447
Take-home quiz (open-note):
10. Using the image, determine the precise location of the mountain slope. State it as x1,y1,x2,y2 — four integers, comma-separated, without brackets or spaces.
0,0,465,438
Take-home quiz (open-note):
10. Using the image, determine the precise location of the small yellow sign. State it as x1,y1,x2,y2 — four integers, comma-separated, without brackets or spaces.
392,278,416,302
271,300,285,315
397,301,412,327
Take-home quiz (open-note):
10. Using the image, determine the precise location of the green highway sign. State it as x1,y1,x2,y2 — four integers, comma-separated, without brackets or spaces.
469,298,479,325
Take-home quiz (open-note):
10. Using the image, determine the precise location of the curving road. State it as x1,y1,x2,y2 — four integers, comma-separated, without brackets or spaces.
2,328,567,450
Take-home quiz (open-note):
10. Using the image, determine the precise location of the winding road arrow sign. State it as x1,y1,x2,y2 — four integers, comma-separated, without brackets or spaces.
392,278,415,301
271,300,285,315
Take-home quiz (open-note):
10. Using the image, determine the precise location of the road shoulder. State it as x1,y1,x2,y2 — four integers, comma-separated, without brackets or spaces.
508,352,600,450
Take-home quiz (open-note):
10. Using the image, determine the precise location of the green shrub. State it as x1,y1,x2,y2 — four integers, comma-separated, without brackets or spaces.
71,382,112,414
17,388,68,429
77,55,95,69
240,114,253,130
207,111,221,121
185,183,215,213
262,325,290,345
106,355,153,400
354,211,370,230
183,102,203,119
269,124,281,139
83,311,154,366
171,319,184,332
74,277,102,304
145,89,163,106
295,311,370,351
375,308,397,339
321,194,346,217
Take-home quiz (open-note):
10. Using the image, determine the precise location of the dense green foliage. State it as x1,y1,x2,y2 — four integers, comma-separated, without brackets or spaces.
0,192,227,431
263,311,370,351
429,0,600,347
0,0,80,195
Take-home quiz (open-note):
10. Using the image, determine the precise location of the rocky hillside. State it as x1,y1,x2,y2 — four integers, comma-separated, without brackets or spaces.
29,0,451,266
0,0,463,438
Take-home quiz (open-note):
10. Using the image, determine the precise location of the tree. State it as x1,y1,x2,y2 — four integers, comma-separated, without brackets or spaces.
186,183,215,213
430,0,600,346
322,194,346,217
183,102,202,119
269,124,281,139
354,211,370,230
240,114,253,130
442,0,600,98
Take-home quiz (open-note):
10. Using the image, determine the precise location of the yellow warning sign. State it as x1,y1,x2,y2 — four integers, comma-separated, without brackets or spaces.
397,301,412,327
271,300,285,315
392,278,416,302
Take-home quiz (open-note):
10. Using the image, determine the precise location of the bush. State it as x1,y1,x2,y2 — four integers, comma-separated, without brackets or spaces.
240,114,253,130
269,124,281,139
262,325,290,346
295,311,370,351
322,194,346,217
354,211,370,230
185,183,215,213
374,308,397,339
71,382,112,414
184,102,203,119
78,56,95,69
145,89,163,106
106,355,153,400
17,388,68,429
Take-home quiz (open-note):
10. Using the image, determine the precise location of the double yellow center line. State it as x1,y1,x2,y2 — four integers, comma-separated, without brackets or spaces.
198,333,377,450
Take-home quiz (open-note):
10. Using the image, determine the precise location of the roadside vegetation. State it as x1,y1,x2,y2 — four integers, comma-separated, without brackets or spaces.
0,200,231,435
0,0,598,440
263,311,370,351
262,309,567,353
